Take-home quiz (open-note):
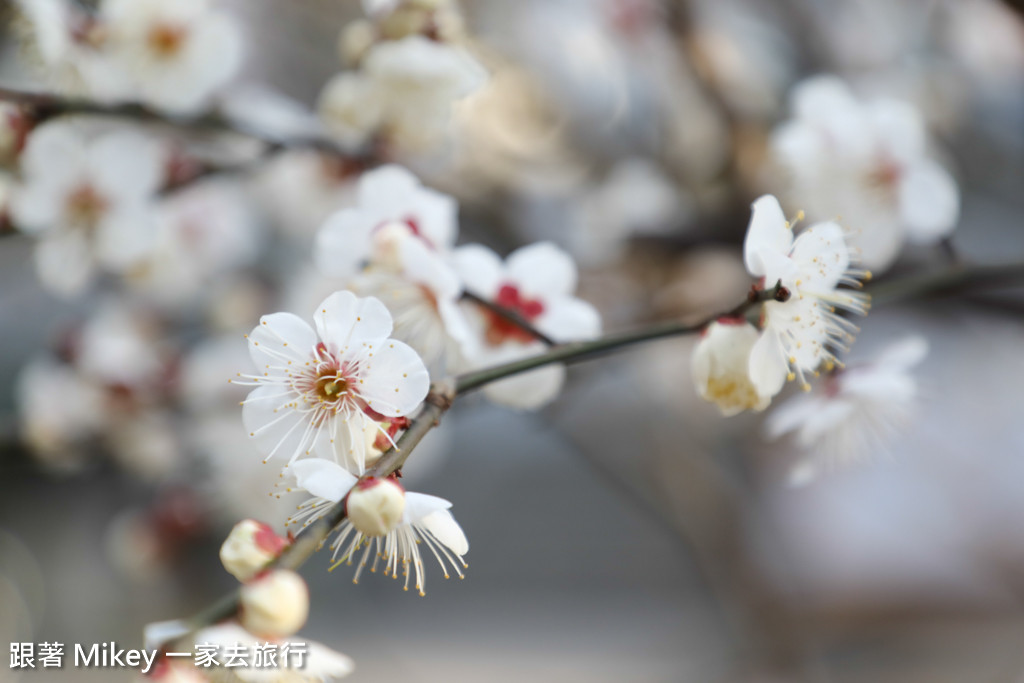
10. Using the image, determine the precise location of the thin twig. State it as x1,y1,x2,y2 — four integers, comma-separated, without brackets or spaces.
171,258,1024,641
461,290,556,345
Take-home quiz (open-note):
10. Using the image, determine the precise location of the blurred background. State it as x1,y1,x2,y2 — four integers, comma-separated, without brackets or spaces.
1,0,1024,681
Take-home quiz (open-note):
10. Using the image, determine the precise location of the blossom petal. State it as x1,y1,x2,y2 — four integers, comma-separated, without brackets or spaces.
292,458,356,502
748,327,788,398
873,335,929,371
506,242,577,298
453,243,503,297
536,297,602,343
867,99,925,164
90,132,164,201
418,509,469,556
248,312,317,369
313,291,393,350
789,221,849,291
743,195,792,277
899,159,959,243
357,340,430,417
403,491,452,524
35,232,94,295
315,208,374,278
242,384,308,461
479,342,566,410
93,205,158,268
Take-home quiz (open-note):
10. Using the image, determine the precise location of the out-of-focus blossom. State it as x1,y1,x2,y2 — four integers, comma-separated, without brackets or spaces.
743,195,869,397
219,519,289,582
10,122,164,295
321,36,486,153
238,569,309,639
692,319,773,416
14,0,133,102
255,150,361,239
317,73,385,151
286,459,468,595
766,335,928,485
100,0,243,114
237,291,430,471
454,241,601,409
316,165,458,277
16,359,104,471
771,76,960,272
130,179,260,308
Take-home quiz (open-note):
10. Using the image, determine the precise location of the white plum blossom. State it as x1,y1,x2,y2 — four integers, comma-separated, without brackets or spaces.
744,195,870,398
316,73,385,151
454,241,601,409
14,0,133,102
285,459,468,596
316,165,458,278
100,0,244,115
315,166,472,371
16,359,104,471
10,122,164,294
319,35,486,152
766,336,928,485
236,291,430,472
772,76,960,272
131,179,260,308
692,319,773,416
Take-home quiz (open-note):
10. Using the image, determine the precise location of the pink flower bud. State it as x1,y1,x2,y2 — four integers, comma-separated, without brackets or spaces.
219,519,288,582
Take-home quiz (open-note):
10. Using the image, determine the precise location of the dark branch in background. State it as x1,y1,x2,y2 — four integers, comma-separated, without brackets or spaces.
1000,0,1024,21
0,86,354,157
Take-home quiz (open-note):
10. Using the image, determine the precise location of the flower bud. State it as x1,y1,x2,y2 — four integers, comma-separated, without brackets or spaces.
239,569,309,639
220,519,289,582
692,319,773,416
346,477,405,537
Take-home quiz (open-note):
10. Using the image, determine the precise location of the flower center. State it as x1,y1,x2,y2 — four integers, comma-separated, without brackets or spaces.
485,283,545,345
315,374,349,401
147,23,188,59
864,159,902,204
65,184,109,231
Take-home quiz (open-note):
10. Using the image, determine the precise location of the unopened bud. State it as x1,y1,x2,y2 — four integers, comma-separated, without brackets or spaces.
239,569,309,639
346,477,405,536
219,520,288,582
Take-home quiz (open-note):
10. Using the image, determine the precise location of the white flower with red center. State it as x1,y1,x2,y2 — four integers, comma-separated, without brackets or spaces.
236,291,430,472
691,318,774,416
744,195,870,398
771,76,960,272
316,165,457,278
100,0,243,115
284,458,468,596
10,121,165,295
766,336,928,485
453,241,602,409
